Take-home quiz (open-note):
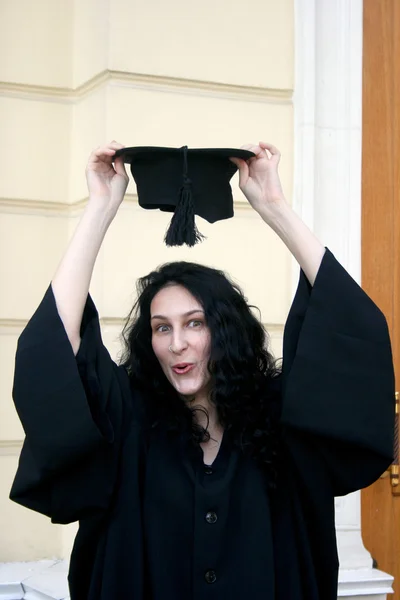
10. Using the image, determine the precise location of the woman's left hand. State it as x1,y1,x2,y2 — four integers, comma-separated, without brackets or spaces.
230,142,288,219
232,142,325,285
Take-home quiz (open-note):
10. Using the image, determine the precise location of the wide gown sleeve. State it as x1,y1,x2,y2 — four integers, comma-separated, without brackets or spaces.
10,285,133,524
281,248,395,496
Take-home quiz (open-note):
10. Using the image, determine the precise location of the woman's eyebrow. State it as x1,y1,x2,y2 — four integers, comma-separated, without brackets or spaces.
150,309,204,321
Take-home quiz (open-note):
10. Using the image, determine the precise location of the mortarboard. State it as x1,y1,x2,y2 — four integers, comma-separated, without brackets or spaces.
114,146,255,247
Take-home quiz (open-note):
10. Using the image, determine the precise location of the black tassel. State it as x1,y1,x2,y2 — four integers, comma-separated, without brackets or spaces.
164,178,205,247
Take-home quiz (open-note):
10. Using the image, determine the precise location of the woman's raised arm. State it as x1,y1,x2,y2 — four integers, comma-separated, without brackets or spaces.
231,142,325,285
51,141,128,354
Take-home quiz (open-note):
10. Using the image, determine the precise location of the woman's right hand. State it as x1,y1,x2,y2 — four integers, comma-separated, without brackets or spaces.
85,141,129,215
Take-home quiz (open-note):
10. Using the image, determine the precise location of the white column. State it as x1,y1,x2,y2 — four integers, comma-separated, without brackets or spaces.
293,0,394,597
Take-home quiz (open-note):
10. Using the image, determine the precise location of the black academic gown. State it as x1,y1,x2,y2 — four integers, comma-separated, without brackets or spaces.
10,249,395,600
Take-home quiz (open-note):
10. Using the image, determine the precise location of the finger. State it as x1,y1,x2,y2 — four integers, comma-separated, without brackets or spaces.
259,141,280,152
259,141,281,159
114,156,129,178
230,157,249,188
86,151,115,176
240,143,264,157
91,141,125,160
108,140,125,149
90,147,117,164
92,147,116,158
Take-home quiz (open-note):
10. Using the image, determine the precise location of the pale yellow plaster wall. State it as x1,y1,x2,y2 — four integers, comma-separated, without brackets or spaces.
0,455,62,561
69,88,108,202
0,0,73,88
109,0,293,89
72,0,110,88
0,97,71,203
100,202,291,324
0,331,24,442
0,0,294,562
0,212,69,318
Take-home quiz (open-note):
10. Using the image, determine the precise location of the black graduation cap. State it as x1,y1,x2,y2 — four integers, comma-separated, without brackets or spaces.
114,146,255,247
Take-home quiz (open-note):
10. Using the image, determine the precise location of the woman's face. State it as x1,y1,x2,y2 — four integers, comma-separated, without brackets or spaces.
150,284,211,399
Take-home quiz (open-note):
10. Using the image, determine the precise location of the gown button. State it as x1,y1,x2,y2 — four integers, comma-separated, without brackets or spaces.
205,511,218,524
204,467,213,475
205,570,217,584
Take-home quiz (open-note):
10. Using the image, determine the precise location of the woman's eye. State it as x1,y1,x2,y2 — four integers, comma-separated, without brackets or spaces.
156,324,170,333
188,320,203,328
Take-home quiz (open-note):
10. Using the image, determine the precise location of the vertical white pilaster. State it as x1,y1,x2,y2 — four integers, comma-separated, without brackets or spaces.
293,0,393,596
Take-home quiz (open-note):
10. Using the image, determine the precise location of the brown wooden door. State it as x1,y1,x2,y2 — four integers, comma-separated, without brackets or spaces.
361,0,400,596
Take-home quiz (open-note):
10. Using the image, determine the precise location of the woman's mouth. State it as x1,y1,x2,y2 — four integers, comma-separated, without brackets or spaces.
172,363,195,375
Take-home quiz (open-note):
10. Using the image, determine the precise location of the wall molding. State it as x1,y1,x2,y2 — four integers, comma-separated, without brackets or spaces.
0,440,23,456
0,194,252,217
338,568,394,598
0,197,73,216
0,69,292,105
0,319,26,333
0,196,90,216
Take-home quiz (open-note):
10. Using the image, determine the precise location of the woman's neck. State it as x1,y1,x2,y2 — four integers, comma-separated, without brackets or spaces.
184,390,222,435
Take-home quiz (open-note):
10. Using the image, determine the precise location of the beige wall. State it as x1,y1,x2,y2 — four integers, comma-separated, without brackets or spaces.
0,0,294,561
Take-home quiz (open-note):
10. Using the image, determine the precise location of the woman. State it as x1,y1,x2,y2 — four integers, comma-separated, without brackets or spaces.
10,141,395,600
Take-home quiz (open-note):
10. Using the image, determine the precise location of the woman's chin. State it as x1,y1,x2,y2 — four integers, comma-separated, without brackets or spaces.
170,378,204,398
175,384,201,398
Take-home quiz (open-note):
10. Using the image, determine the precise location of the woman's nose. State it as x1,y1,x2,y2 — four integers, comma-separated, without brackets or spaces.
171,330,188,354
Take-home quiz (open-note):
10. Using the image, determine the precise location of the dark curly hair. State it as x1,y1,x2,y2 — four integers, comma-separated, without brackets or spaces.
121,261,282,486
